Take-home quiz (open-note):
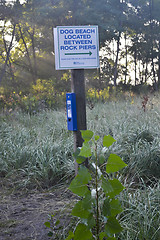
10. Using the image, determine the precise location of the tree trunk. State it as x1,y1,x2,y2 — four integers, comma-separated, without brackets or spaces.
139,59,142,83
18,24,36,84
124,32,127,84
134,46,137,86
145,56,148,83
113,32,121,86
31,27,38,84
0,24,16,84
8,60,15,82
149,0,157,90
151,44,157,90
157,40,160,89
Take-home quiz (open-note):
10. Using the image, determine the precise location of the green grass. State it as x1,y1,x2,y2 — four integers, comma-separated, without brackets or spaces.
0,94,160,239
0,94,160,187
0,110,74,188
119,180,160,240
90,97,160,179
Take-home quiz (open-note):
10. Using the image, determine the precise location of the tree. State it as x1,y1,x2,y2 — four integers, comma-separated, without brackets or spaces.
2,0,160,96
0,0,18,85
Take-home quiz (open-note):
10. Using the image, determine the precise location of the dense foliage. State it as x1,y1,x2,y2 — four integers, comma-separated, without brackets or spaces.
1,0,160,105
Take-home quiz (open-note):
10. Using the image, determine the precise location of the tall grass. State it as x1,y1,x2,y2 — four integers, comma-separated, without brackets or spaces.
0,110,74,188
0,93,160,187
119,180,160,240
87,94,160,181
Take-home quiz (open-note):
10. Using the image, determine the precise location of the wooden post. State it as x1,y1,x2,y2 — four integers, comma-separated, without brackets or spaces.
71,69,87,175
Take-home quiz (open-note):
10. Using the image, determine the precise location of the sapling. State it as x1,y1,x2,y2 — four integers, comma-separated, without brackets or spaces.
66,130,127,240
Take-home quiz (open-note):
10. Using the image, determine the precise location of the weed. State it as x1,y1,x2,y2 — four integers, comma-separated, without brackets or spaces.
45,131,127,239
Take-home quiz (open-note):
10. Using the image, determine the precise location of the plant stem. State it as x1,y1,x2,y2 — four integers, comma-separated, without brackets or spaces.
95,142,100,240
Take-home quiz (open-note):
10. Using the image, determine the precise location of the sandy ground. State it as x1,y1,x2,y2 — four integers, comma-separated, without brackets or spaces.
0,179,75,240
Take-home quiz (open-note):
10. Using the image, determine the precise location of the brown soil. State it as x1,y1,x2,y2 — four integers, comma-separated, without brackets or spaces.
0,179,75,240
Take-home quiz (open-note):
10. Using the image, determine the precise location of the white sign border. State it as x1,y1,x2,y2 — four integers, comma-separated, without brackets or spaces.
54,25,99,70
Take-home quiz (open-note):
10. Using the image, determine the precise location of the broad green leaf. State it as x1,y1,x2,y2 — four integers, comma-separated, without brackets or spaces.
78,166,92,183
106,154,127,173
110,199,123,216
99,232,107,240
74,223,93,240
99,155,105,165
82,192,92,209
87,213,96,229
71,200,91,218
69,167,92,197
81,130,94,142
65,231,74,240
105,217,123,235
69,178,89,197
79,142,92,158
102,198,111,216
103,135,116,148
76,155,87,164
71,193,91,218
95,135,100,141
55,219,60,226
73,148,86,164
44,221,50,228
99,233,116,240
101,176,113,196
108,179,124,198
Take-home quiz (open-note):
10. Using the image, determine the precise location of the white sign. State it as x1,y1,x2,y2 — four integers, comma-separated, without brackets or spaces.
54,26,99,70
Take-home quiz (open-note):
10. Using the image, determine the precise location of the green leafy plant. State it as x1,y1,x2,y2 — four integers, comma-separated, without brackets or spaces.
66,130,127,240
45,214,60,238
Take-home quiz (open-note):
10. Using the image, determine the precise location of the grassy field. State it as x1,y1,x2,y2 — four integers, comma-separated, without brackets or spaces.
0,93,160,239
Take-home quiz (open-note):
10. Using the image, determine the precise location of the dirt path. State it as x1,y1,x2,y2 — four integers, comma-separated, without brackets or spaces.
0,179,74,240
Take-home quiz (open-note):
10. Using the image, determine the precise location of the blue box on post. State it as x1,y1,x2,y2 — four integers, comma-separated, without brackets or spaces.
66,93,77,131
